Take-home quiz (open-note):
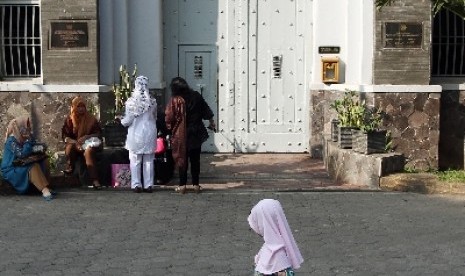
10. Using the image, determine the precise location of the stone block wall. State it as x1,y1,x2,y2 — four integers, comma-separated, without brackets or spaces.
325,139,405,189
311,90,440,171
0,92,102,155
0,90,165,157
41,0,98,84
374,0,431,84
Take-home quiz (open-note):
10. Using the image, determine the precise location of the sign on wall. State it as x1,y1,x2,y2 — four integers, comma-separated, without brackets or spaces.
384,22,423,49
49,22,89,49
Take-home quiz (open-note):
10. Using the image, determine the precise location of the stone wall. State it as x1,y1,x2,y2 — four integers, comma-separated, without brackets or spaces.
311,90,441,171
325,139,405,189
41,0,98,84
374,0,431,84
0,90,167,156
439,90,465,170
0,92,112,155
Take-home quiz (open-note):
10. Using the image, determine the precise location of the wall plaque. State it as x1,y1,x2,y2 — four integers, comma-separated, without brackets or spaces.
50,22,88,49
384,22,423,48
319,46,340,54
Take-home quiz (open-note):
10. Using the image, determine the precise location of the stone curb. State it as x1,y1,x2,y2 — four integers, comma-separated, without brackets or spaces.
3,171,465,195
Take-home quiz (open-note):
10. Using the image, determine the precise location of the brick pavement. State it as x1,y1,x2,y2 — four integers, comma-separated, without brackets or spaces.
164,153,368,192
1,191,465,275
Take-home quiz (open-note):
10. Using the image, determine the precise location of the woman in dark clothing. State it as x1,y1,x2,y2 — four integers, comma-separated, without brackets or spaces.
165,77,215,194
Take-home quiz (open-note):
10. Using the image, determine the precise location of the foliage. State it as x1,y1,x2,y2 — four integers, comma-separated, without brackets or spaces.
360,107,384,133
330,90,384,132
436,169,465,182
330,90,366,128
375,0,465,18
86,101,99,117
403,166,419,173
112,64,137,116
385,131,393,152
46,150,58,174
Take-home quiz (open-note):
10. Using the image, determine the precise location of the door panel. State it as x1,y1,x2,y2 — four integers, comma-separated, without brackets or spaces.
164,0,309,153
178,45,218,152
238,0,307,152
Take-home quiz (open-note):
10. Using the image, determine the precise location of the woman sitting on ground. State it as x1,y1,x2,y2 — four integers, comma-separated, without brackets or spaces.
1,116,56,201
61,96,103,189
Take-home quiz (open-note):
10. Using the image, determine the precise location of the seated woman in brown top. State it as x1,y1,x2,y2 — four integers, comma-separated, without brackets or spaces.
61,96,102,189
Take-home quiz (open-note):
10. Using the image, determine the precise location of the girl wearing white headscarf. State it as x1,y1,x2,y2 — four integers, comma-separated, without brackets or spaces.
248,199,304,276
121,75,157,193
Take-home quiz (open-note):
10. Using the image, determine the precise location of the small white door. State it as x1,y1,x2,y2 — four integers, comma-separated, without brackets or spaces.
178,45,218,152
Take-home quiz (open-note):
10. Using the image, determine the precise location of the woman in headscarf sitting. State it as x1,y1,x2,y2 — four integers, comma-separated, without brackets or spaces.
1,116,56,201
120,75,157,193
62,96,103,189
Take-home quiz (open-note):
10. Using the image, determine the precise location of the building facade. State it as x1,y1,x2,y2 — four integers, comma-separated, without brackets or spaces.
0,0,464,170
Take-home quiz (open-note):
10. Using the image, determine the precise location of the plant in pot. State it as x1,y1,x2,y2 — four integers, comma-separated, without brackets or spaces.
330,90,365,149
103,64,137,147
352,107,387,154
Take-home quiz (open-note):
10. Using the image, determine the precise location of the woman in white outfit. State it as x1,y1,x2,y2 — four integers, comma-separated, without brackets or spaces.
121,76,157,193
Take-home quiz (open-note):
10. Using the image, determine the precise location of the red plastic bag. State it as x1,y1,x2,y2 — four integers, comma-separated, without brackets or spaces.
155,137,166,155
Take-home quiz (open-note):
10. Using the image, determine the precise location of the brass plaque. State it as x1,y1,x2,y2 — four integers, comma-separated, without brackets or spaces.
50,22,88,49
384,22,423,48
318,46,340,54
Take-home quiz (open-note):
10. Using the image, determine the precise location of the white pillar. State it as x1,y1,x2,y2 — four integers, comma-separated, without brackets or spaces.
127,0,164,89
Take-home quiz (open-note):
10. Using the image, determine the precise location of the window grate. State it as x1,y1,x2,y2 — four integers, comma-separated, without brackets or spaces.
432,8,465,77
272,55,282,78
0,4,41,78
194,56,203,79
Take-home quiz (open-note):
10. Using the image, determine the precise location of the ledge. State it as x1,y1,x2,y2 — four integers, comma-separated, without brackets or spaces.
310,84,443,93
0,84,112,93
324,139,405,189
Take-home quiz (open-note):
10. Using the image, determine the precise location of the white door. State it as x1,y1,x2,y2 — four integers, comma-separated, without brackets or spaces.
234,0,308,152
163,0,309,153
178,45,218,152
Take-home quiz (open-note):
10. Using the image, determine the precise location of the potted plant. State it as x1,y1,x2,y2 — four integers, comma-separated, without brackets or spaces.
352,107,387,154
103,64,137,147
330,90,365,149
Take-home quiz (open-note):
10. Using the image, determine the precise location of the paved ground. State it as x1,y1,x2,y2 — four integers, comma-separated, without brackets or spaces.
2,154,465,275
159,153,365,192
1,190,465,275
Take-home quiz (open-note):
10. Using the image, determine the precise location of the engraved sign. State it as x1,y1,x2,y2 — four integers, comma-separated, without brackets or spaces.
384,22,423,48
50,22,88,49
318,46,340,54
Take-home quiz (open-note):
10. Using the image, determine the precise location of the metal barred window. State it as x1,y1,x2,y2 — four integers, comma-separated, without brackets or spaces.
432,9,465,77
0,4,41,78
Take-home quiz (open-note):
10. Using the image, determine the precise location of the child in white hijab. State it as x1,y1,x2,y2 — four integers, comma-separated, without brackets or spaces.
121,75,157,193
248,199,304,276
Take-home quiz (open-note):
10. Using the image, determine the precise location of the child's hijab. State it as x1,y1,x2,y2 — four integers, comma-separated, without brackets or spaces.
248,199,304,274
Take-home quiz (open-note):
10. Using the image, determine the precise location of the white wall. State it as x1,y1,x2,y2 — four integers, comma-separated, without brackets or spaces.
99,0,164,89
312,0,373,85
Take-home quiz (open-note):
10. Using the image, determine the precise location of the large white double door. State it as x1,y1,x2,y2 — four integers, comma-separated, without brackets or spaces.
163,0,309,153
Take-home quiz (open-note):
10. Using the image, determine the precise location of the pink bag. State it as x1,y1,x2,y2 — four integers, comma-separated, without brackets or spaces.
111,164,131,188
155,137,166,155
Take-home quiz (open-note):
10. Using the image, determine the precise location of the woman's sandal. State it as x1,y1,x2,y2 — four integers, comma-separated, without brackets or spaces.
43,194,54,201
92,183,102,190
175,185,186,194
193,185,202,194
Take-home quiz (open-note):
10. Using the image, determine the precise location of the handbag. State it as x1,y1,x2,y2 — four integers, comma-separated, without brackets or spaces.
111,164,131,188
155,137,166,155
12,153,48,166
